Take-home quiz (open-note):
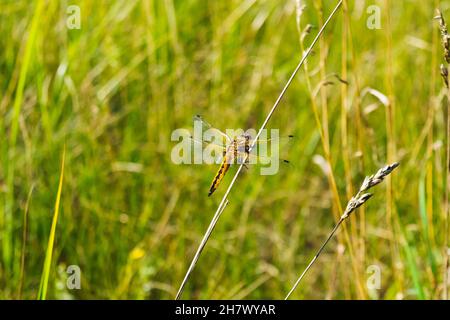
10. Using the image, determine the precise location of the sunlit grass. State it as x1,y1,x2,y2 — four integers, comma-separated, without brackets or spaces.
37,145,65,300
0,0,448,299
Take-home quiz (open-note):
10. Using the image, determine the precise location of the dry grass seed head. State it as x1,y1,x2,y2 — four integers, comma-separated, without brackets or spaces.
436,10,450,63
360,162,400,192
341,162,399,220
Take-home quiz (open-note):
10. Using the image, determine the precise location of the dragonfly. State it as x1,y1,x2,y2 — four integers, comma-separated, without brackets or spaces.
190,115,292,197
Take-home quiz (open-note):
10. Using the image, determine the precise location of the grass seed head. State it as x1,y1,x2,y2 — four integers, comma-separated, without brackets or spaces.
342,193,373,219
341,162,399,220
360,162,400,192
436,10,450,63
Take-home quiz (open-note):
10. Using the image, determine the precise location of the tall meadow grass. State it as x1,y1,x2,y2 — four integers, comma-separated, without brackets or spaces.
0,0,448,299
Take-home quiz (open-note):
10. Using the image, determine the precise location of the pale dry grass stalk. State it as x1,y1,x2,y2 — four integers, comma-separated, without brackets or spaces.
174,0,344,300
341,0,370,297
383,0,404,295
436,9,450,300
315,1,330,154
424,0,440,294
285,163,400,300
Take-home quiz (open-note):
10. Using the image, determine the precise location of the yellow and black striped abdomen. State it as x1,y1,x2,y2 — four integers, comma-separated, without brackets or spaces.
208,160,230,197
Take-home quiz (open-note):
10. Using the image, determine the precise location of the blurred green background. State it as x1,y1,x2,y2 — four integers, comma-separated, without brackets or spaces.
0,0,448,299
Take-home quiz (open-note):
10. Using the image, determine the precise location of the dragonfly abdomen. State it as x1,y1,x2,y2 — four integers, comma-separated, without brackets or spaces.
208,160,231,196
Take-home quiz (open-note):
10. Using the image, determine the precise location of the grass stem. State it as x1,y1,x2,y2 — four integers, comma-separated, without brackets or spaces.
37,145,65,300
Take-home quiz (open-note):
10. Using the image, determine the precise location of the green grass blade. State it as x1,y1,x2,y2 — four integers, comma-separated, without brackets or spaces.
402,235,426,300
37,146,65,300
418,173,438,277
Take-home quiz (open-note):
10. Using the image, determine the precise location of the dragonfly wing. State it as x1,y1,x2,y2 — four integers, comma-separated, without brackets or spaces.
234,134,293,164
193,115,231,143
247,138,292,164
188,136,225,153
250,135,294,148
188,136,225,164
246,152,291,164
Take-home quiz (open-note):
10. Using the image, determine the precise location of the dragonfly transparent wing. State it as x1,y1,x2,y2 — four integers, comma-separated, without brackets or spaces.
237,135,293,165
193,115,232,143
188,136,226,164
188,136,225,152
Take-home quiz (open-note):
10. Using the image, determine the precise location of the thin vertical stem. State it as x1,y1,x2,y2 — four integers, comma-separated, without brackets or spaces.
444,66,450,300
426,0,439,295
384,0,403,294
